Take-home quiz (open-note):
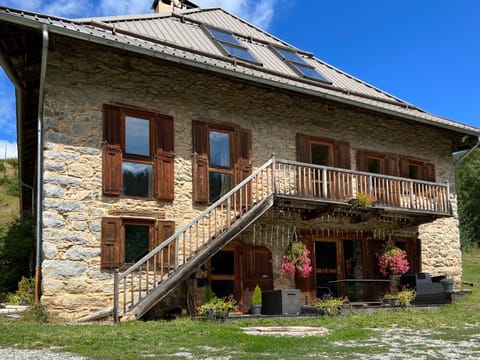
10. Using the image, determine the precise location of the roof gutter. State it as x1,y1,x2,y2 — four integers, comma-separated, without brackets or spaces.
454,136,480,166
34,24,48,303
1,10,478,140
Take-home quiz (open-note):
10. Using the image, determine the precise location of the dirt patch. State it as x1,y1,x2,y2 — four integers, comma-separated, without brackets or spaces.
242,326,328,337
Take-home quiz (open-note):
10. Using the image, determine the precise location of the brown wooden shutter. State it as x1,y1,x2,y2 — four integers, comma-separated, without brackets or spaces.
101,217,123,268
399,158,410,178
155,114,174,153
103,105,123,196
102,144,122,195
356,150,368,172
103,104,122,145
234,127,252,184
385,155,399,177
335,141,351,169
424,163,435,182
154,149,175,201
192,120,209,203
152,220,176,269
154,114,175,201
296,133,310,163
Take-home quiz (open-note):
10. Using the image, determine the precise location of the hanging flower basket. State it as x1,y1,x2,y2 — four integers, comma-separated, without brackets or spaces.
281,241,312,279
377,246,410,277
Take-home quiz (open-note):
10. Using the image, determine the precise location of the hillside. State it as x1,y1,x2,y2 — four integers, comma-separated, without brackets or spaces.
0,159,20,225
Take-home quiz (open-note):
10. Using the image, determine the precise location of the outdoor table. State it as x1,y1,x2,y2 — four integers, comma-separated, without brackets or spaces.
329,278,390,303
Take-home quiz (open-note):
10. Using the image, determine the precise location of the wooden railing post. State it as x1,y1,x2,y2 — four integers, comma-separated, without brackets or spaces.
446,180,451,214
322,168,328,198
113,269,119,324
271,154,277,194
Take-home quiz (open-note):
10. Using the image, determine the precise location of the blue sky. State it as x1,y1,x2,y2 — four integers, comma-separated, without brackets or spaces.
0,0,479,158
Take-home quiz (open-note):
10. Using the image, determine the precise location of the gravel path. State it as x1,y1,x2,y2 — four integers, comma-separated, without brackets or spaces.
0,348,89,360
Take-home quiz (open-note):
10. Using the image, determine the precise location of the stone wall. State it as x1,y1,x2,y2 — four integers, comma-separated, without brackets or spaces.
39,38,462,319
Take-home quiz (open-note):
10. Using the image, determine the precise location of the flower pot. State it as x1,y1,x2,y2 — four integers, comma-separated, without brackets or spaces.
251,304,262,315
389,298,400,307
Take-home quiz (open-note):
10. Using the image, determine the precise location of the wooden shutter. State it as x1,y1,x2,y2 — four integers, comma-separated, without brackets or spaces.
192,120,209,203
424,163,435,182
154,149,175,201
335,141,351,169
234,127,252,183
102,105,123,196
152,220,176,269
385,155,399,176
103,104,122,145
296,133,310,163
102,144,122,195
356,150,368,172
101,217,123,268
399,158,410,178
154,114,175,201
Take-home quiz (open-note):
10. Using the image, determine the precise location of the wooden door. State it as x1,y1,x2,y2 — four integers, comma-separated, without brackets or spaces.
242,245,273,310
315,239,343,298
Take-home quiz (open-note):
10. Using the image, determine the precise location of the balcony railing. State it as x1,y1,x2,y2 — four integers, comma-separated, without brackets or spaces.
274,159,451,215
113,157,451,321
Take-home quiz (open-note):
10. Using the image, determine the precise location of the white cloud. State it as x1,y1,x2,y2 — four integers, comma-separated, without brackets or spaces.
97,0,151,17
0,141,18,159
192,0,278,29
3,0,279,28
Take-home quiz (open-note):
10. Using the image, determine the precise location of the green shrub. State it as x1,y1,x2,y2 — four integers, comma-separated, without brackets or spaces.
314,297,346,316
22,302,50,323
0,214,34,292
252,284,262,305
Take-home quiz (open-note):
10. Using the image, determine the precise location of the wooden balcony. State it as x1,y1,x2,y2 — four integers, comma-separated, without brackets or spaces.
273,159,451,217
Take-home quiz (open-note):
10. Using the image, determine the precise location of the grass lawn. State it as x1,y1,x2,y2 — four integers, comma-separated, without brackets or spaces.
1,248,480,359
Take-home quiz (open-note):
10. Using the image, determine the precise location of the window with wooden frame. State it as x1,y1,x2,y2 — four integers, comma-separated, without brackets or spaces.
399,157,435,182
103,104,175,201
296,134,351,168
356,151,398,176
101,217,175,268
192,120,252,204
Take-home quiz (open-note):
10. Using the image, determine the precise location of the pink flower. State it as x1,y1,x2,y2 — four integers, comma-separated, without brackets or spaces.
378,247,410,276
281,241,312,279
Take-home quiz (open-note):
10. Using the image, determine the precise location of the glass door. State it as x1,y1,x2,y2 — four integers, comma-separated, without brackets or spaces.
315,240,343,298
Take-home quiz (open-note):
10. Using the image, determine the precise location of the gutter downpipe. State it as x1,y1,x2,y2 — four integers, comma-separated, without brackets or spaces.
454,136,480,166
34,24,49,303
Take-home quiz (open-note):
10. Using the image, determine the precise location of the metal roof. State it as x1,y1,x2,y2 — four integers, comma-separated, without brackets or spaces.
0,5,478,138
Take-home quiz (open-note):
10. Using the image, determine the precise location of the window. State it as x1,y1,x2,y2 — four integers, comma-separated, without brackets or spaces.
399,158,435,182
209,129,233,203
101,217,175,268
273,46,330,83
192,121,252,204
296,134,350,169
356,151,397,176
103,104,175,201
205,26,260,65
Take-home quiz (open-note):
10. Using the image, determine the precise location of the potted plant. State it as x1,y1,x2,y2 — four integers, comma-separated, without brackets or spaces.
378,245,410,293
197,294,238,319
355,192,377,207
251,284,262,315
313,297,346,316
384,289,415,308
281,241,312,279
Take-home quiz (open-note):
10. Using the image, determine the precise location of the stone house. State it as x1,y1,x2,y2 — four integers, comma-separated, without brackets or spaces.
0,2,478,321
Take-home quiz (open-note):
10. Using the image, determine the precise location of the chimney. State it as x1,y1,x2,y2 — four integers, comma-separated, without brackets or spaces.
151,0,186,14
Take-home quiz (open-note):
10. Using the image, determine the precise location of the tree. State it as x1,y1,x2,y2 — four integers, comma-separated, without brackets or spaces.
0,213,34,292
455,148,480,249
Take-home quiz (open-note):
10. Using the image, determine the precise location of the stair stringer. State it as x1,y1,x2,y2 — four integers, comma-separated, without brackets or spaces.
127,194,275,320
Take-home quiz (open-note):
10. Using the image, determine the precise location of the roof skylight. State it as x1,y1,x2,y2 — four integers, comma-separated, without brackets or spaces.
273,46,330,83
205,26,261,65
